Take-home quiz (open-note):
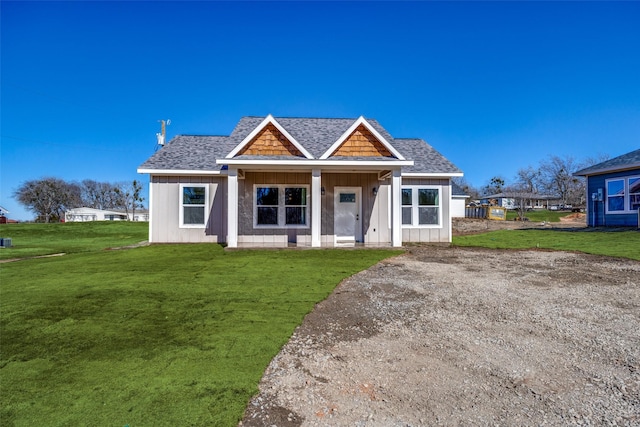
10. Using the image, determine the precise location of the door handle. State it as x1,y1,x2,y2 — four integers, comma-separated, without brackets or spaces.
356,214,359,221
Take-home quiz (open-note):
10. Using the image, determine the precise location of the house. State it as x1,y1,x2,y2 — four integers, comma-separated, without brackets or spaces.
573,149,640,227
65,207,149,222
480,192,559,210
450,182,468,218
480,193,516,209
0,206,9,224
137,115,462,247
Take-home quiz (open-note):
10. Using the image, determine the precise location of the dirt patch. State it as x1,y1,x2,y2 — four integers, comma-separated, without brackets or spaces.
452,216,587,235
560,213,587,222
240,245,639,426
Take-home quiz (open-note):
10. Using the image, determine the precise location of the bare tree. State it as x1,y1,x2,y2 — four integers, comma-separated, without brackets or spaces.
515,166,541,193
80,180,120,209
452,177,481,200
538,155,584,206
114,180,145,220
14,177,81,222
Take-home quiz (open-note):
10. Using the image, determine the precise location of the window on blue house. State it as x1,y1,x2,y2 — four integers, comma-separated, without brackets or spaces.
607,179,625,212
630,177,640,211
606,177,640,214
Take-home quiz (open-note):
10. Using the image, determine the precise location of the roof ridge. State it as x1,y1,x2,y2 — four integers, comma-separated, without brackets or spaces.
175,134,229,137
246,115,364,121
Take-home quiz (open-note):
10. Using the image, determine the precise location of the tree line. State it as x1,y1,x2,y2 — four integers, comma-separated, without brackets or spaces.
13,178,145,223
454,153,609,207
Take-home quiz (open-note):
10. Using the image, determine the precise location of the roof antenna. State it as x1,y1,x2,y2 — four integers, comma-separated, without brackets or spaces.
156,119,171,145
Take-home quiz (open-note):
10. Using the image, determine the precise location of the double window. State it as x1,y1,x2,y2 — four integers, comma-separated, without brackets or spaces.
402,186,441,227
254,185,309,228
606,176,640,213
180,184,208,227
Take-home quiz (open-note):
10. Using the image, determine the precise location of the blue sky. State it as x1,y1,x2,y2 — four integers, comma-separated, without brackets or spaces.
2,1,639,221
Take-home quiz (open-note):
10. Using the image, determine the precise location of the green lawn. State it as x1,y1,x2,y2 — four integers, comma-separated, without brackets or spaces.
505,209,576,222
453,229,640,261
0,221,149,260
1,224,400,426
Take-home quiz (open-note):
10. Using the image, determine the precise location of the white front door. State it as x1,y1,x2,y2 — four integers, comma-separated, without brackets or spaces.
334,187,362,244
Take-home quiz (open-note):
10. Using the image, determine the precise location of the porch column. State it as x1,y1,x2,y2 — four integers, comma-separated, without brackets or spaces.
311,169,321,247
227,168,238,248
148,176,154,243
392,169,402,247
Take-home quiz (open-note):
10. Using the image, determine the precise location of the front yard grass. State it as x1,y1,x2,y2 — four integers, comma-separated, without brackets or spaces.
453,229,640,261
1,244,400,426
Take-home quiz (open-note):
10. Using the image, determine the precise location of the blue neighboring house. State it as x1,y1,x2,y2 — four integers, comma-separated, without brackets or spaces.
573,149,640,227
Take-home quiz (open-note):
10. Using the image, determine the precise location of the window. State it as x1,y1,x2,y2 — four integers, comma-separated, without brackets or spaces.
401,185,441,227
256,187,279,225
606,176,640,214
418,189,439,225
630,177,640,211
254,185,308,228
285,187,307,225
607,179,625,212
180,185,208,227
401,189,412,225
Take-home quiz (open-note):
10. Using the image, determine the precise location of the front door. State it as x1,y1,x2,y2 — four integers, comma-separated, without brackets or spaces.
334,187,362,244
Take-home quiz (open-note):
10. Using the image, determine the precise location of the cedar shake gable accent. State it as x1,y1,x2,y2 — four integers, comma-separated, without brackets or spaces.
225,116,397,159
330,124,393,157
236,123,304,157
319,116,405,160
226,115,314,159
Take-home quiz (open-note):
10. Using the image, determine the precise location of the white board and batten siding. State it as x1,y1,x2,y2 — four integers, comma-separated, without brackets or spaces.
149,175,227,243
401,178,452,243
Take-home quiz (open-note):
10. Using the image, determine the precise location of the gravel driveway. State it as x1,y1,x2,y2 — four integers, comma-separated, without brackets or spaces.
241,244,639,426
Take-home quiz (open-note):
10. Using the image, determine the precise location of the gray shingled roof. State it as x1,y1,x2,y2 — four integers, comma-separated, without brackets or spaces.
393,138,461,174
573,148,640,176
138,116,462,175
139,135,234,171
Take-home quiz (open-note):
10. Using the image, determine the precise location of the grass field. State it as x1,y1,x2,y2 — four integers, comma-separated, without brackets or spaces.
0,221,148,260
0,223,400,426
453,229,640,261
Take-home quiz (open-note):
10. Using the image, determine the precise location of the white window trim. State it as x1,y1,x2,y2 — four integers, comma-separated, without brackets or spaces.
179,184,209,228
253,184,310,229
628,175,640,212
401,185,442,228
605,176,640,214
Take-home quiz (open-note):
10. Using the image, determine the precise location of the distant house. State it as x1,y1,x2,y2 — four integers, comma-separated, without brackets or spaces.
450,182,468,218
481,193,516,209
0,206,9,224
137,115,463,247
480,192,558,210
574,149,640,227
65,207,149,222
